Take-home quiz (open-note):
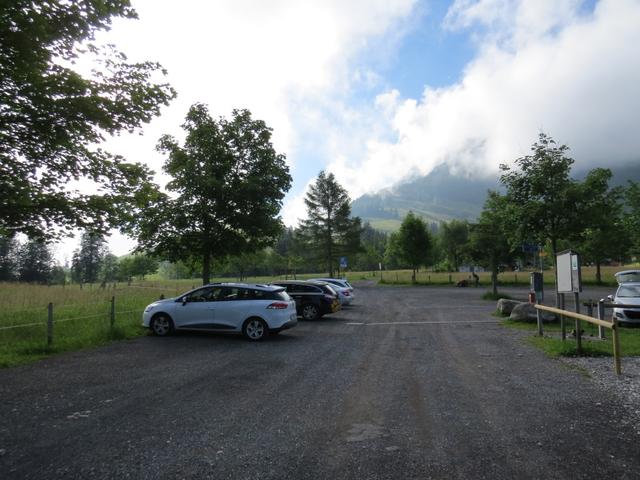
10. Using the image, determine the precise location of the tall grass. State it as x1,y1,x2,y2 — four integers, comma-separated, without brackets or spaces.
0,282,187,367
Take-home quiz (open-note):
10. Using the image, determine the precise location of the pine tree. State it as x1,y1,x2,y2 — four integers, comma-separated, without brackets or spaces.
0,235,20,281
298,171,362,277
71,232,108,283
18,240,53,283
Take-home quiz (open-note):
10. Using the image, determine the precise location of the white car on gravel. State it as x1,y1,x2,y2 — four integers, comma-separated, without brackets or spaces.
310,278,355,305
142,283,297,341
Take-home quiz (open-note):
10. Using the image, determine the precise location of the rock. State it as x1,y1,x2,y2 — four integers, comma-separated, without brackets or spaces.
497,298,520,315
510,302,557,323
456,279,469,287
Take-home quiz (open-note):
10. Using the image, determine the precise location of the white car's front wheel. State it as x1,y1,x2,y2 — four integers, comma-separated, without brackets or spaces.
243,317,268,341
150,314,174,337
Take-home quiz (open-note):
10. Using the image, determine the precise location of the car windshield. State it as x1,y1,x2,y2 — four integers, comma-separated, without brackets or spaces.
617,285,640,297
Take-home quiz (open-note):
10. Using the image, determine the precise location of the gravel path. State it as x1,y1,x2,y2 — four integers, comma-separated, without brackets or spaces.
1,284,639,479
561,356,640,436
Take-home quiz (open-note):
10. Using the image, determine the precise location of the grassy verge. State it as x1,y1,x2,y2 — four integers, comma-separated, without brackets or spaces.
502,318,640,357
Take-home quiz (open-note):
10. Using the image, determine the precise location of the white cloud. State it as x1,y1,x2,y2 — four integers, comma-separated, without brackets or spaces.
52,0,419,258
327,0,640,198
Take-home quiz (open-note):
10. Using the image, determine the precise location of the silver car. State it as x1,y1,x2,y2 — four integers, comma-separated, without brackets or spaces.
142,283,297,340
310,278,355,305
611,280,640,325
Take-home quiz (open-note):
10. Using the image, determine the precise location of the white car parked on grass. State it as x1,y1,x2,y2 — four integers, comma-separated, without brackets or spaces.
142,283,297,341
310,278,355,305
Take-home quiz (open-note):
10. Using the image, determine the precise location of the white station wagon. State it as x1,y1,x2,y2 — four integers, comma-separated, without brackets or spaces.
142,283,297,341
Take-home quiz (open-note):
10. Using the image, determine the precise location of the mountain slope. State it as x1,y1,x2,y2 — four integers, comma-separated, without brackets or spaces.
351,162,640,232
350,165,499,231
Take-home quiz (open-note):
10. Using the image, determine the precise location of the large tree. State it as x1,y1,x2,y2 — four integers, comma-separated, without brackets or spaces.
71,231,108,283
298,171,362,277
576,169,630,283
624,181,640,257
0,0,175,239
0,235,20,281
468,192,515,295
18,239,54,283
499,133,583,262
440,220,469,272
133,104,292,284
396,212,432,283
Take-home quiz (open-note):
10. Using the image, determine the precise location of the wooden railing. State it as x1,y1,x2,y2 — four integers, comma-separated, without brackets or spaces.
534,302,625,375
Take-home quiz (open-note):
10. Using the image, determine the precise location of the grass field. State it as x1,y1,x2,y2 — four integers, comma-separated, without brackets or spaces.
0,282,188,367
0,264,636,367
501,318,640,358
373,265,631,287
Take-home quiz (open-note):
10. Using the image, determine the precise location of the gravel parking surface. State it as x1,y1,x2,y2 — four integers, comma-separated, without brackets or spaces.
1,284,639,479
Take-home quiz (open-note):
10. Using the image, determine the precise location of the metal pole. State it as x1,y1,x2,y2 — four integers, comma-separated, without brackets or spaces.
110,296,115,329
597,299,606,339
560,294,566,341
586,301,593,337
574,292,581,354
47,302,53,347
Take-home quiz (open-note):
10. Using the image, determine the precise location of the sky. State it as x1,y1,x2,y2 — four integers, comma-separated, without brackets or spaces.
55,0,640,262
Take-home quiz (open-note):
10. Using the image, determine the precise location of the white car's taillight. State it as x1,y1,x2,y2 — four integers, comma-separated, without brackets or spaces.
267,302,289,309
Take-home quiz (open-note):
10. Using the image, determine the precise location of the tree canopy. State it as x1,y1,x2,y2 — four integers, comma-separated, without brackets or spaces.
133,103,292,284
298,171,362,277
499,133,582,260
468,192,514,295
440,220,469,272
0,0,175,239
396,212,432,283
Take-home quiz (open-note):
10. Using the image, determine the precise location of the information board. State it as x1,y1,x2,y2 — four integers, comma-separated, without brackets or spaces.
557,250,582,293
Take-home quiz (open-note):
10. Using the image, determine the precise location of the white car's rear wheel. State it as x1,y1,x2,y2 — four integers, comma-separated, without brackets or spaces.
243,318,268,341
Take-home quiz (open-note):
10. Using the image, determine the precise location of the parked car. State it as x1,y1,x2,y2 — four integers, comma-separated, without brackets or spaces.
142,283,297,341
310,278,355,305
609,272,640,325
270,280,341,320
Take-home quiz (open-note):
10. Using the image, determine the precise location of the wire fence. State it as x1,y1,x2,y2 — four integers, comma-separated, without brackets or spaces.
0,291,171,365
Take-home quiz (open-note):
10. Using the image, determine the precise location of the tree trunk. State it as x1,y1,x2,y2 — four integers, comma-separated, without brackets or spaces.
411,268,416,283
596,260,602,284
491,259,498,296
202,252,211,285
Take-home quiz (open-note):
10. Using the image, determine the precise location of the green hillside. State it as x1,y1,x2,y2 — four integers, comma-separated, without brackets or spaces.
351,165,498,230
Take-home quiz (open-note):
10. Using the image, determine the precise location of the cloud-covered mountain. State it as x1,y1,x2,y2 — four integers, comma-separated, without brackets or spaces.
351,162,640,232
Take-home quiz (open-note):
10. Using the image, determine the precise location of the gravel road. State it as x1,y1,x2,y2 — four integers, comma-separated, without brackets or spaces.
1,284,638,479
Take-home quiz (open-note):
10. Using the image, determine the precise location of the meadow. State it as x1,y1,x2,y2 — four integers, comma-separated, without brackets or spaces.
0,265,634,367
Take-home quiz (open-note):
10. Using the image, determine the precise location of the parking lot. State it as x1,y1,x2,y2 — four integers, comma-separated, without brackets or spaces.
1,283,639,479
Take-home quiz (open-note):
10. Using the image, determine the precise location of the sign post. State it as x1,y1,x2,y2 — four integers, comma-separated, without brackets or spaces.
556,250,582,349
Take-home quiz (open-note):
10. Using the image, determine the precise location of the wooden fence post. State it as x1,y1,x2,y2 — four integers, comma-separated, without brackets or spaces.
110,296,115,329
536,297,543,336
612,317,622,375
47,302,53,347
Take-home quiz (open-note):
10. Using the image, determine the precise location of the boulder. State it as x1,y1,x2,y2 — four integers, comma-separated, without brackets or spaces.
497,298,520,315
509,302,557,323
